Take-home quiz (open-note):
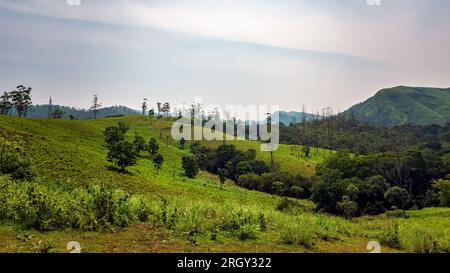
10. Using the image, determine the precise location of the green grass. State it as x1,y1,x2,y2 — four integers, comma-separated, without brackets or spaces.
0,115,448,253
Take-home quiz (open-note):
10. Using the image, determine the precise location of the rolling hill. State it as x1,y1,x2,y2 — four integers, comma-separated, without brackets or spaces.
273,111,320,125
0,115,448,253
346,86,450,127
12,105,140,120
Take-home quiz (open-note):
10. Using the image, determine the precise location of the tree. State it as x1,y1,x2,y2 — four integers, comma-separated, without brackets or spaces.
385,186,409,213
48,96,53,118
303,145,311,158
90,95,102,119
142,98,148,115
156,102,162,117
182,156,199,178
272,181,285,195
104,124,128,147
289,186,304,198
179,137,186,149
337,196,358,219
0,92,12,115
218,168,227,189
162,102,171,117
148,138,159,156
107,141,137,172
133,133,146,155
10,85,32,117
52,109,64,119
432,179,450,207
148,108,155,117
153,153,164,174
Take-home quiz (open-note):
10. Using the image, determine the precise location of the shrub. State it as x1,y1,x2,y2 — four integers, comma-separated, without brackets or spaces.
404,225,447,253
281,220,316,249
0,144,35,181
182,156,199,178
376,222,401,249
276,197,304,213
0,177,145,231
337,196,358,219
238,224,259,241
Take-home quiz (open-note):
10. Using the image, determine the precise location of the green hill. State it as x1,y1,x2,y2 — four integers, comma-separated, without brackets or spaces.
346,86,450,127
0,115,448,253
19,105,139,120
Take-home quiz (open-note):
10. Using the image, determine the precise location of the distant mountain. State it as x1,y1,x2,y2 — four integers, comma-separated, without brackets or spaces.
20,105,139,119
345,86,450,127
273,111,320,125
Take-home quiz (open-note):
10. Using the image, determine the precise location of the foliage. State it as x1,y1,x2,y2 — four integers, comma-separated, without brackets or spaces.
148,138,159,156
107,141,138,171
153,153,164,174
181,156,199,178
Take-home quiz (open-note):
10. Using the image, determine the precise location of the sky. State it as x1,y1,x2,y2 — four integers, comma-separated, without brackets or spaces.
0,0,450,112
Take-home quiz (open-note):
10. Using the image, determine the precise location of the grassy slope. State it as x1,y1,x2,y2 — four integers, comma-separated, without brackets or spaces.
0,115,448,253
347,86,450,126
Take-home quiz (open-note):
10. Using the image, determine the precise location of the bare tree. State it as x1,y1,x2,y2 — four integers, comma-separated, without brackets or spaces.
48,96,53,119
142,98,148,115
90,94,102,119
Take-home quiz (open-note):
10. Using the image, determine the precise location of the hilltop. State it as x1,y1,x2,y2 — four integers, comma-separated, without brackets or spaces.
345,86,450,127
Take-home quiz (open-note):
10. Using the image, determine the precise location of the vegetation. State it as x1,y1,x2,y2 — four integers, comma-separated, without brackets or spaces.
346,86,450,127
0,113,448,253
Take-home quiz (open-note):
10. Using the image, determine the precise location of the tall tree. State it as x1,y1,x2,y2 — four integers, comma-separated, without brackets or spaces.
0,92,12,115
90,94,102,119
142,98,148,115
10,85,32,117
162,102,171,117
48,96,53,118
156,102,162,118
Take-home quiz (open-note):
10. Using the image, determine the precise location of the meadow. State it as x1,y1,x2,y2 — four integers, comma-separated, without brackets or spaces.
0,115,448,253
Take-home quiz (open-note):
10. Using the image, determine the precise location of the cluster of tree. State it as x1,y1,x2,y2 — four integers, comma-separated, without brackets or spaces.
190,143,270,179
280,113,450,157
237,172,312,198
310,151,450,218
189,142,315,195
0,85,32,117
103,122,166,173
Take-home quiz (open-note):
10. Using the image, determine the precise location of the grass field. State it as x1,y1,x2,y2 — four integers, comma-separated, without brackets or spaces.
0,115,448,253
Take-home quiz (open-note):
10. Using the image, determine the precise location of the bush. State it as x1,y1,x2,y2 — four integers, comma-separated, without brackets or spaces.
376,222,401,249
0,177,146,231
0,145,35,181
281,220,316,249
276,197,304,213
238,224,259,241
404,225,448,253
182,156,199,178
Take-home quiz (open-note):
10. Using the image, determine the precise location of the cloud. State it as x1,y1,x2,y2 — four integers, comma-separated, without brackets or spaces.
0,0,449,111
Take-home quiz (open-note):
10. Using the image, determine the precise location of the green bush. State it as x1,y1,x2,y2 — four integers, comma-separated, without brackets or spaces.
238,224,259,241
404,225,448,253
376,222,401,249
281,220,316,249
0,177,146,231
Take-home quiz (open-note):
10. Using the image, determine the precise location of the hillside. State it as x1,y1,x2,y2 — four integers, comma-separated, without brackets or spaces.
0,115,449,253
346,86,450,127
15,105,139,120
273,111,320,125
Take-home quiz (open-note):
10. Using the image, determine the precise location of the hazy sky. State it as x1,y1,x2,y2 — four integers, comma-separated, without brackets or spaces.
1,0,449,112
